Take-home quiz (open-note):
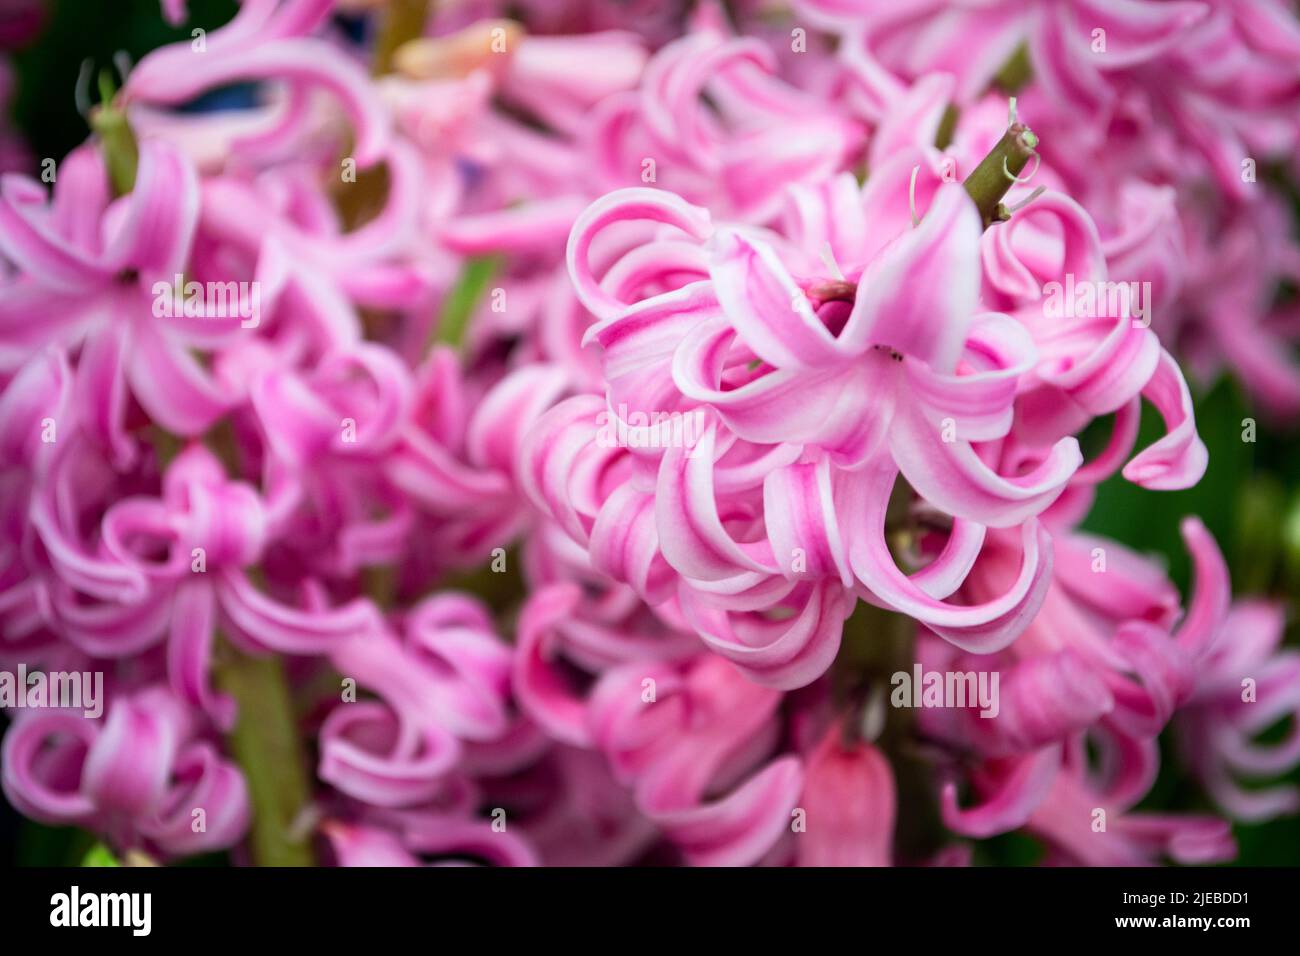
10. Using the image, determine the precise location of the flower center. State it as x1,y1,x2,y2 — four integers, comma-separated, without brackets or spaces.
805,278,857,304
805,278,858,337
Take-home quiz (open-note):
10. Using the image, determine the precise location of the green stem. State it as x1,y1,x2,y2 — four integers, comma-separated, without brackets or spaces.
834,601,946,861
993,43,1032,94
834,602,913,709
89,70,138,197
216,641,316,867
934,104,959,151
962,118,1038,228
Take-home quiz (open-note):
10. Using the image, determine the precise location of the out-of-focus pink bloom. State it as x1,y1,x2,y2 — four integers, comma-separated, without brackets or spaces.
931,517,1247,863
2,686,250,857
324,818,539,867
126,0,390,166
803,0,1208,136
1028,734,1236,866
0,141,233,459
516,584,804,866
1174,196,1300,420
500,31,649,138
585,24,865,223
86,443,380,728
493,746,660,867
0,0,44,49
319,592,512,806
1179,600,1300,822
187,142,435,334
386,360,570,575
796,720,895,867
938,727,1235,865
941,517,1221,738
160,1,188,27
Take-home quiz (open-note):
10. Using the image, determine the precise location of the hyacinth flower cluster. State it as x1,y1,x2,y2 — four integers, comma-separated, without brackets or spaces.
0,0,1296,868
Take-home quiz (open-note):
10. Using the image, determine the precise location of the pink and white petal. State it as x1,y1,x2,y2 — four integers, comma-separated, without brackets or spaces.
45,583,173,657
640,754,804,867
82,690,186,819
438,197,590,257
941,746,1061,838
781,173,869,268
511,584,593,747
890,398,1081,527
0,344,72,467
1068,0,1210,69
1174,517,1229,659
673,320,895,467
655,423,775,581
74,328,135,469
324,822,419,867
567,187,713,321
0,175,111,291
841,182,981,373
102,139,199,278
126,39,390,165
842,463,1054,653
1037,315,1160,417
906,518,988,600
217,568,379,655
707,228,843,369
905,313,1036,442
465,363,569,477
125,327,231,437
0,712,98,824
867,72,954,168
680,581,852,690
143,742,249,856
318,702,460,808
589,483,676,604
762,457,853,585
584,280,719,381
49,144,110,251
981,190,1107,306
167,578,235,731
1121,350,1208,490
517,394,612,544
